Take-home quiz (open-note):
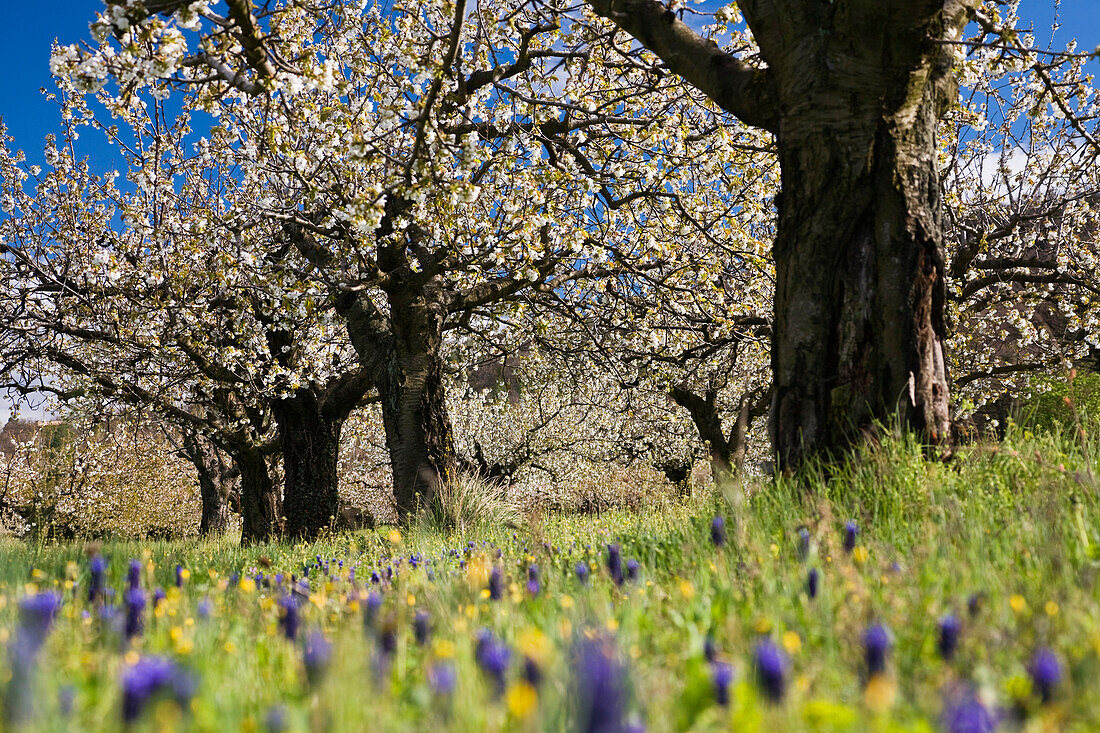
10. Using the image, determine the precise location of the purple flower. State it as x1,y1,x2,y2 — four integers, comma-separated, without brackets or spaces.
942,688,997,733
607,544,623,586
153,588,166,610
711,517,727,548
264,705,288,733
753,639,788,702
128,560,142,591
175,565,185,588
121,656,193,724
18,591,62,644
938,614,960,661
475,629,510,696
575,562,590,585
797,527,811,562
197,598,212,619
843,521,859,553
89,556,107,603
575,635,627,733
278,596,299,641
967,593,984,617
365,591,383,626
712,662,734,707
429,661,457,696
625,559,639,583
1029,648,1061,703
527,565,541,596
414,610,431,646
523,655,543,688
303,631,332,685
59,685,75,717
863,623,892,677
703,634,717,663
806,568,820,599
124,588,146,640
488,565,504,600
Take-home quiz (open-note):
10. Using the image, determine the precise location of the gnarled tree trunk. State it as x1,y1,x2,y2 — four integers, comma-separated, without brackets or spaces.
237,448,281,544
181,431,237,536
375,294,455,520
274,393,343,539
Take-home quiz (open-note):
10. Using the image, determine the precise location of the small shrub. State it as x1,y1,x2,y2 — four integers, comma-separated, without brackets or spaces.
428,472,524,533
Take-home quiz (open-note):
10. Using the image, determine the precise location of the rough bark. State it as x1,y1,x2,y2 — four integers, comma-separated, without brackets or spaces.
237,448,281,544
274,393,344,539
180,431,237,536
592,0,971,470
375,311,455,520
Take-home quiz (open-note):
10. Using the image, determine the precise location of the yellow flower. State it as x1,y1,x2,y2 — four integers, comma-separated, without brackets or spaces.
863,674,896,713
239,578,256,593
518,629,550,666
1010,595,1027,614
1044,601,1059,616
678,579,695,600
561,594,574,609
755,617,772,634
852,547,869,565
782,631,802,655
433,639,456,659
506,682,538,719
387,529,402,545
406,593,416,606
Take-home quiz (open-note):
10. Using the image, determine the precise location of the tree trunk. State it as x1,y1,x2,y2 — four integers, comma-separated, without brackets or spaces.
237,448,281,544
769,66,952,468
181,432,236,536
274,393,343,540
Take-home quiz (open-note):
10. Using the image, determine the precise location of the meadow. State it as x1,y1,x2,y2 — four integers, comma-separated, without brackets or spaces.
2,428,1099,732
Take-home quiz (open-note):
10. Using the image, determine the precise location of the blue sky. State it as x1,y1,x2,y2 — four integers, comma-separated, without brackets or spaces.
2,1,1098,168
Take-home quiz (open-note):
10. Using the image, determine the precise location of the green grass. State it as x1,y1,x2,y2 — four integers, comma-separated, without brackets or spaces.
1,427,1099,731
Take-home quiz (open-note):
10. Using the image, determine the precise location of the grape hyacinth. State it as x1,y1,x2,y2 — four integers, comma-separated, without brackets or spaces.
124,588,146,640
753,638,789,702
488,565,504,600
303,630,333,685
797,527,811,562
128,559,142,590
863,623,892,678
1029,648,1062,703
278,596,299,641
607,544,624,586
807,568,820,600
575,636,628,733
710,517,727,548
414,610,431,646
89,556,107,603
712,662,734,707
937,614,960,661
843,520,859,553
121,656,194,724
575,562,590,585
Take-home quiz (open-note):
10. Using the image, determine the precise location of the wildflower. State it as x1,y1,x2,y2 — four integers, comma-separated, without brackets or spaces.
938,614,960,661
843,521,859,553
711,517,727,548
575,635,627,733
475,629,510,696
264,705,288,733
863,624,892,677
967,593,984,617
124,588,146,640
18,591,62,646
806,568,820,599
59,685,75,717
527,565,541,596
175,565,185,588
607,544,623,586
753,638,788,702
89,556,107,603
414,610,431,646
712,661,734,707
429,661,457,696
197,598,212,619
153,588,166,610
4,592,64,725
703,634,717,663
1028,648,1061,703
625,559,639,583
575,562,590,585
121,656,194,724
303,630,332,685
488,565,504,600
128,559,142,590
942,687,997,733
278,596,299,641
797,527,811,562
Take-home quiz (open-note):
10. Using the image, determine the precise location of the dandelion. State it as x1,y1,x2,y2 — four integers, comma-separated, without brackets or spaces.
843,520,859,553
863,623,892,678
121,656,194,724
710,517,727,548
753,638,788,702
607,544,624,586
712,662,734,707
278,596,299,641
303,630,333,685
938,614,960,661
414,610,431,646
575,562,590,585
575,635,627,733
1028,648,1061,703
